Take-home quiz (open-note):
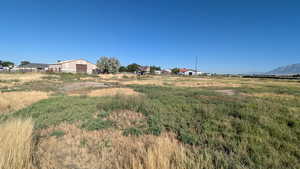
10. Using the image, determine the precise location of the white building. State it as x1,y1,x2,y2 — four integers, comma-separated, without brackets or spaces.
181,69,203,76
154,70,162,75
48,59,97,74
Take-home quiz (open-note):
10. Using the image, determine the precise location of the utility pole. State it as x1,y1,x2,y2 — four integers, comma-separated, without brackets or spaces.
195,56,198,72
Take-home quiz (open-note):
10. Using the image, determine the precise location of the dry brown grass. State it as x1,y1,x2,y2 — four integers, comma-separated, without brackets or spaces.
99,73,137,80
79,77,98,81
0,73,46,83
87,88,140,97
243,92,297,99
120,78,241,88
0,83,13,88
120,80,165,86
0,73,47,88
37,124,201,169
105,110,146,129
173,81,241,88
0,119,34,169
0,91,50,114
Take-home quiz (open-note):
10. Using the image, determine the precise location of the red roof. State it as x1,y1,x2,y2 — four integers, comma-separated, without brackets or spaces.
179,68,188,73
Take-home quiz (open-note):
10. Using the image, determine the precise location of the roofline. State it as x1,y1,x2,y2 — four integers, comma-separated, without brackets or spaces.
55,59,96,65
18,63,49,68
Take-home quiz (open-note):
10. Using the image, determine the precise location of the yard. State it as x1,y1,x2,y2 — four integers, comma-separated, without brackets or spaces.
0,73,299,169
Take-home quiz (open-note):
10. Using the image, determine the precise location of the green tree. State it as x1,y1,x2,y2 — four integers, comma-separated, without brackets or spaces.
171,68,180,74
1,61,14,67
96,56,120,74
20,61,30,66
127,63,140,72
119,66,127,72
150,66,161,74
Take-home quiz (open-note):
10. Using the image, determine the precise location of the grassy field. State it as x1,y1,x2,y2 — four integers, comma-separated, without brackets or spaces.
0,73,299,169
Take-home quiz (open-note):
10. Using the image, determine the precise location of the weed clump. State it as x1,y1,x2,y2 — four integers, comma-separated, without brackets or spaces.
123,127,143,136
50,130,65,138
0,119,34,169
81,119,113,131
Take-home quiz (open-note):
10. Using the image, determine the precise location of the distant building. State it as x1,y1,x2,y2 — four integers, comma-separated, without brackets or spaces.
137,66,150,75
178,68,203,76
162,69,172,74
17,63,49,72
48,59,97,74
154,70,162,75
178,68,189,75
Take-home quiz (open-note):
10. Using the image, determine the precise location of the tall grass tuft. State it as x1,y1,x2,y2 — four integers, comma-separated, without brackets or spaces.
0,119,34,169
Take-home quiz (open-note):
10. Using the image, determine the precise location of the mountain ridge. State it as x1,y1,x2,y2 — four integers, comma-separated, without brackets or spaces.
266,63,300,75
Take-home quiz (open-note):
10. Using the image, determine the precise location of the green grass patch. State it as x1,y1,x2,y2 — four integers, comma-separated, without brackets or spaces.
49,130,65,138
1,84,299,169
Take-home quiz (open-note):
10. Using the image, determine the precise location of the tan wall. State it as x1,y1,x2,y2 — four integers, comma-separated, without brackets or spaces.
48,64,62,72
61,59,96,74
48,60,96,74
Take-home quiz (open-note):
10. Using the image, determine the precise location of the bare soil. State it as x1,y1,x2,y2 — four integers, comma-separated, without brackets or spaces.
61,82,109,92
215,89,236,96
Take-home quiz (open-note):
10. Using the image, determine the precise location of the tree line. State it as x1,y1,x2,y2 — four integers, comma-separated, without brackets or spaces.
1,57,181,74
0,60,14,67
0,60,32,68
96,56,163,74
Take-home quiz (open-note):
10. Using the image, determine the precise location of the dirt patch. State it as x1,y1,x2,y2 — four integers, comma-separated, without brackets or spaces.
215,90,236,96
62,82,109,92
87,88,140,97
0,91,50,114
37,124,193,169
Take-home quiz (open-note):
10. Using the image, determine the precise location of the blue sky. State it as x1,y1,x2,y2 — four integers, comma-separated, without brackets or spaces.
0,0,299,73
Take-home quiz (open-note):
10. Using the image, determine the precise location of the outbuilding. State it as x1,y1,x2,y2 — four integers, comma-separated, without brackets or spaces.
178,68,203,76
18,63,49,72
48,59,97,74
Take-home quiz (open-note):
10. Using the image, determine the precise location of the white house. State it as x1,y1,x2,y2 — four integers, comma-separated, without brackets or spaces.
154,70,162,75
179,68,203,76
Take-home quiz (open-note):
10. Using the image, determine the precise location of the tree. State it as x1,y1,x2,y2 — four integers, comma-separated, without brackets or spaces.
127,63,140,72
119,66,127,72
171,68,180,74
150,66,161,74
20,61,30,66
96,56,120,74
2,61,14,67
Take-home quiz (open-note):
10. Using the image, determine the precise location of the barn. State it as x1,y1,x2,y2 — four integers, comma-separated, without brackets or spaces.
48,59,97,74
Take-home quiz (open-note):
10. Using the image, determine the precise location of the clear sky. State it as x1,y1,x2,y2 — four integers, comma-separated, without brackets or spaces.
0,0,299,73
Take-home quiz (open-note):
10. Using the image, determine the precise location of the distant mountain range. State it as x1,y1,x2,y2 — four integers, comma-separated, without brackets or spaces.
265,63,300,75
